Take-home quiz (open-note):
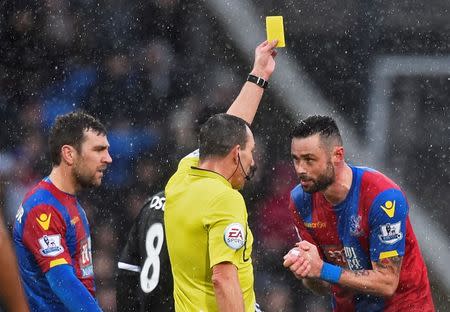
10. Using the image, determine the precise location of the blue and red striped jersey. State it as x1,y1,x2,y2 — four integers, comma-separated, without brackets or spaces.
13,177,95,311
289,166,434,312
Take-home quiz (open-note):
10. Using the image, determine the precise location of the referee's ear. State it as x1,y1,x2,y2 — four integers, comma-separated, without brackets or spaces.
230,145,240,165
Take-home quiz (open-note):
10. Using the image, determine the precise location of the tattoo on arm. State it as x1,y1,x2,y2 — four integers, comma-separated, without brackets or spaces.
352,269,370,277
346,256,402,278
374,256,403,274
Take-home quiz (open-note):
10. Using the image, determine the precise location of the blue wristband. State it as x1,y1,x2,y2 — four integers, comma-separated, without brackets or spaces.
320,262,343,284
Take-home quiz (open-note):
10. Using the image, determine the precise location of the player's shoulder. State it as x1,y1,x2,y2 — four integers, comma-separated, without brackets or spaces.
140,191,166,216
355,166,401,194
21,180,53,210
20,179,74,224
290,184,311,205
20,181,65,219
290,184,304,199
15,184,70,240
145,191,166,206
354,166,408,215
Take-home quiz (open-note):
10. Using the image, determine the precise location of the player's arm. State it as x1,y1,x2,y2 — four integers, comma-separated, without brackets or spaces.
302,278,330,295
226,40,277,125
22,206,101,311
116,204,145,312
284,240,402,297
338,256,402,296
45,264,102,312
336,188,408,296
284,242,330,295
0,214,29,312
212,262,244,312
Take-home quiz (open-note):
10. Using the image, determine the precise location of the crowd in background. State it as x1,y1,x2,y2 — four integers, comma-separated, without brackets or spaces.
1,0,449,311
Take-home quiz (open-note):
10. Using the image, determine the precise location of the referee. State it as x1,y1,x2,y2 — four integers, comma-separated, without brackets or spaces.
164,40,277,312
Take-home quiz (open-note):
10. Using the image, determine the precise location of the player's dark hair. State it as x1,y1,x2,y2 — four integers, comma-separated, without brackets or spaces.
49,111,107,166
290,115,343,145
199,113,249,160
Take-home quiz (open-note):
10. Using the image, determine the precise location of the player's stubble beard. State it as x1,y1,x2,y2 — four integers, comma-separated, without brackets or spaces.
72,157,104,190
299,160,335,194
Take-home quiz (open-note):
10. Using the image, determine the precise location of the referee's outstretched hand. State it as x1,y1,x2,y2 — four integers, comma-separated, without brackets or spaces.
251,40,278,81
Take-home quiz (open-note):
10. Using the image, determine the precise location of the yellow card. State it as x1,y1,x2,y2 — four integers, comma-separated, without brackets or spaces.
266,16,285,47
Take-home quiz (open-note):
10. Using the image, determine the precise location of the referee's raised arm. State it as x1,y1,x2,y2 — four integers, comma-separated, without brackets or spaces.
226,40,277,125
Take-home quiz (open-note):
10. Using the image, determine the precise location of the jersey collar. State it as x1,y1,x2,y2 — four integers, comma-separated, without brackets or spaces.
189,166,232,188
42,177,77,198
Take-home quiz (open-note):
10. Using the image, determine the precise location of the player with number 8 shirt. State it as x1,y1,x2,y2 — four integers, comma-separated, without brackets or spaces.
116,191,174,311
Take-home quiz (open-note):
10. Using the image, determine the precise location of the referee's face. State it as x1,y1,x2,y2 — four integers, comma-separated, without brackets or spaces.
72,129,112,189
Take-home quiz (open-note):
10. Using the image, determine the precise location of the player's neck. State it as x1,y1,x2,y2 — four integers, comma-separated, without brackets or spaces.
48,166,78,195
322,163,353,206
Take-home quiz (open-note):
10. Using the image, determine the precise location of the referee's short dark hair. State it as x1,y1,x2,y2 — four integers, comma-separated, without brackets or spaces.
199,113,249,161
49,111,107,166
290,115,343,146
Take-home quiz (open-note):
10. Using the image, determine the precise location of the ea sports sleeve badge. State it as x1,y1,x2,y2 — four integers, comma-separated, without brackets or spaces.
223,223,246,250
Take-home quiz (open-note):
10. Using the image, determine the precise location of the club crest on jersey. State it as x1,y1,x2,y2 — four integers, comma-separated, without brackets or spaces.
39,234,64,257
36,213,51,230
223,223,245,250
349,215,364,237
381,200,396,218
378,221,403,244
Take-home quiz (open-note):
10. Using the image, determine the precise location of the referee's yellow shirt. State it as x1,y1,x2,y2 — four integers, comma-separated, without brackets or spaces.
165,151,255,312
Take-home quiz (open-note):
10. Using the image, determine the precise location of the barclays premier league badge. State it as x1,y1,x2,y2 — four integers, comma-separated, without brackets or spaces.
38,234,64,257
223,223,245,250
378,221,403,244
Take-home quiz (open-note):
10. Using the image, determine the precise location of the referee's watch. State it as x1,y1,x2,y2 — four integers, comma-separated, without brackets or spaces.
247,74,268,89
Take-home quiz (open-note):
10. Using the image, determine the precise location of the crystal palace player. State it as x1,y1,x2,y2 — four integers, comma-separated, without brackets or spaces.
13,112,111,312
283,116,434,312
116,191,174,311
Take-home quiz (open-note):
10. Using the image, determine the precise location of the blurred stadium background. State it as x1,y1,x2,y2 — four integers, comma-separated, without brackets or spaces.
1,0,449,311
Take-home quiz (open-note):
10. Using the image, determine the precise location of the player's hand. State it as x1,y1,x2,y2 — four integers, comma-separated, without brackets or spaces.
283,246,311,279
295,240,323,278
250,40,278,80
